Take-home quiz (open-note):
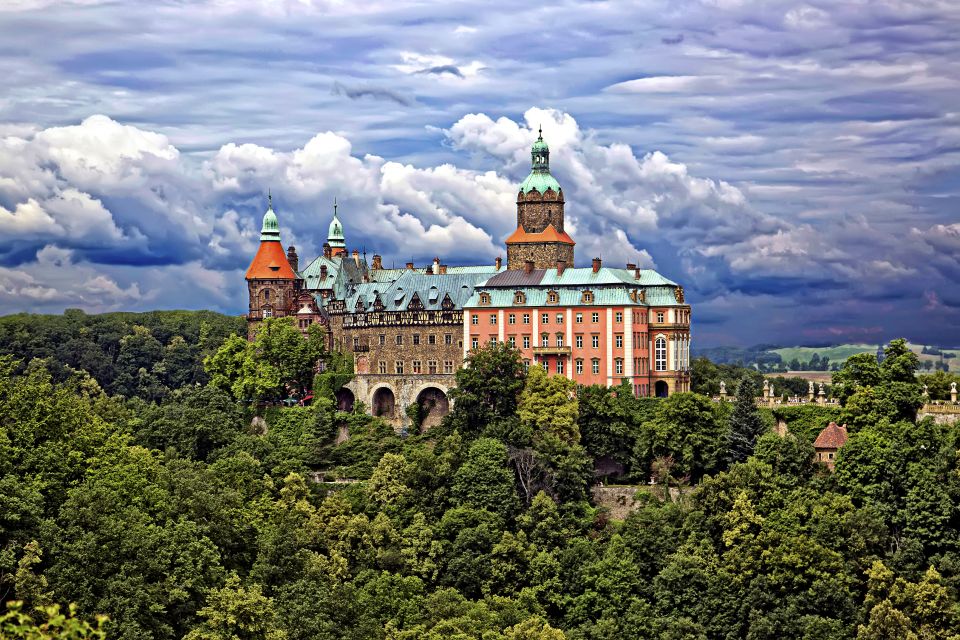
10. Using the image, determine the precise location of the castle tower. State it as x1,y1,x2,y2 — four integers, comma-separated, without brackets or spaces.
245,194,298,338
506,128,575,270
328,198,347,258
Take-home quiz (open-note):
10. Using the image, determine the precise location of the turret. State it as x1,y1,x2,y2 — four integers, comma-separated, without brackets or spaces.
245,193,298,338
327,198,346,257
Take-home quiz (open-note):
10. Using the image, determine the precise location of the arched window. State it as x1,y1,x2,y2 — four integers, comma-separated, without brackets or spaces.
655,336,667,371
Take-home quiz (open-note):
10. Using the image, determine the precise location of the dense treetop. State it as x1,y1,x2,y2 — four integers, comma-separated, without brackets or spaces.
0,316,955,639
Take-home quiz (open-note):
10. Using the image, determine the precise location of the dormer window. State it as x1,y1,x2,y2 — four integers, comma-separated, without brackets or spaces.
479,292,491,306
581,290,594,304
547,291,559,304
514,291,526,305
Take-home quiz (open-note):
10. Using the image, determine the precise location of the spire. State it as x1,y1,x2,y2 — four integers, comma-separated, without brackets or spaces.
520,127,560,194
327,196,346,252
260,192,280,242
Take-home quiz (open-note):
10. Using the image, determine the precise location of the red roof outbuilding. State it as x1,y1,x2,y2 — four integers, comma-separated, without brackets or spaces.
814,422,848,450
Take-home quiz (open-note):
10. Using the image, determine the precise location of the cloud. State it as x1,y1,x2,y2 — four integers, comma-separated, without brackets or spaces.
662,34,684,45
331,82,413,106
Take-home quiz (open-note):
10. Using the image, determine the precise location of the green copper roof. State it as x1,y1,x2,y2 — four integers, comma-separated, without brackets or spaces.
520,171,562,195
327,199,346,248
260,194,280,242
521,128,561,194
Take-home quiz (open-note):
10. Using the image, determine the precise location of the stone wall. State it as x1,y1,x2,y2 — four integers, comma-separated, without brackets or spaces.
517,189,565,233
246,278,297,339
506,241,575,270
918,403,960,425
344,373,454,431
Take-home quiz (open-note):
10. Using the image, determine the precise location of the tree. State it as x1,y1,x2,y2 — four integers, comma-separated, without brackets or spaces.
726,378,766,464
185,575,286,640
445,342,526,441
634,392,727,481
0,601,107,640
452,438,520,522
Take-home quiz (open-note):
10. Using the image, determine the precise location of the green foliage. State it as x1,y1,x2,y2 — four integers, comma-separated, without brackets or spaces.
727,378,767,463
3,333,960,640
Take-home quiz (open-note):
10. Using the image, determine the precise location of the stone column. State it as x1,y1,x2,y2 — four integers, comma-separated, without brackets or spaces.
807,381,814,403
951,382,957,404
719,380,727,401
817,383,825,405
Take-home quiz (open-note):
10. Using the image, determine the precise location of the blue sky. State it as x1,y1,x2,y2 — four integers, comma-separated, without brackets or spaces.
0,0,957,347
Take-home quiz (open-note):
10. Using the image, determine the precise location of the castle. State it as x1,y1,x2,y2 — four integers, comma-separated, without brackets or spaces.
245,131,692,428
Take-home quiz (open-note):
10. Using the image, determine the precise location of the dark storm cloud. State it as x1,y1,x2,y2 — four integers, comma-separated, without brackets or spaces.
331,81,413,106
415,65,464,78
661,34,684,45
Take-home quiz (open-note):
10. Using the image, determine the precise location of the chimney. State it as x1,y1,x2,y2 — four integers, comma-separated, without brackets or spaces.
287,246,299,272
626,262,636,271
323,242,332,259
556,259,566,275
426,265,434,275
433,256,441,273
634,267,641,279
372,254,382,270
592,257,602,273
406,262,414,270
495,256,502,270
352,249,360,267
439,264,448,275
524,260,534,274
320,264,328,280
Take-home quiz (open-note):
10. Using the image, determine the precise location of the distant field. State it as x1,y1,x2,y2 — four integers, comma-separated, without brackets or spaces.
772,344,877,364
772,343,959,372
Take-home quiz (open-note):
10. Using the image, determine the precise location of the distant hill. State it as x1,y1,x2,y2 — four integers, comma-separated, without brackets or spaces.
694,342,959,373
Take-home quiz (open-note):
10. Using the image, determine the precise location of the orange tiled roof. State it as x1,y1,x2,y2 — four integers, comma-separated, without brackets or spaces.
246,241,297,280
814,422,848,450
505,223,575,245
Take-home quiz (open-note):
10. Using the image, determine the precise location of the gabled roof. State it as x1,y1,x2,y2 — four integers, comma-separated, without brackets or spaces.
246,241,296,280
814,422,848,450
340,270,491,313
300,255,342,289
505,224,575,245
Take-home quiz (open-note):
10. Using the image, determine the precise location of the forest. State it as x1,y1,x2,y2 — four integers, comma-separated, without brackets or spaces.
2,313,959,640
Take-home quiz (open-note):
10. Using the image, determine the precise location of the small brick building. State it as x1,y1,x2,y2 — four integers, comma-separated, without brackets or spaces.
813,421,848,471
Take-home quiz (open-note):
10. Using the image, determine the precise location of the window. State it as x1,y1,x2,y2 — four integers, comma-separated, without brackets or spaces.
471,337,479,350
395,361,403,374
428,360,438,374
576,312,583,323
557,334,564,347
379,361,387,374
490,337,498,345
541,334,549,347
655,336,667,371
576,335,583,348
523,336,530,349
412,360,422,374
582,291,594,303
657,312,664,323
557,359,565,375
615,359,623,375
444,334,452,345
444,361,454,374
413,334,420,345
479,292,490,305
490,314,497,325
508,313,516,325
616,311,623,323
472,314,479,325
592,335,599,349
379,334,386,345
576,359,583,375
396,335,403,346
592,359,600,374
523,359,531,372
514,291,525,304
353,337,360,349
542,313,549,324
616,335,623,348
557,313,564,324
508,336,516,347
548,291,558,304
592,312,599,323
429,334,437,345
523,314,530,325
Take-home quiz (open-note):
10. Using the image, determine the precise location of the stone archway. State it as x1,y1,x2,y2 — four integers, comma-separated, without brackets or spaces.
372,386,396,419
655,380,669,398
335,387,355,412
415,386,450,431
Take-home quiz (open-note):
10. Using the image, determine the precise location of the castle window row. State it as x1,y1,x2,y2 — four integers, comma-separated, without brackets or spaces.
378,360,455,375
374,333,455,346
